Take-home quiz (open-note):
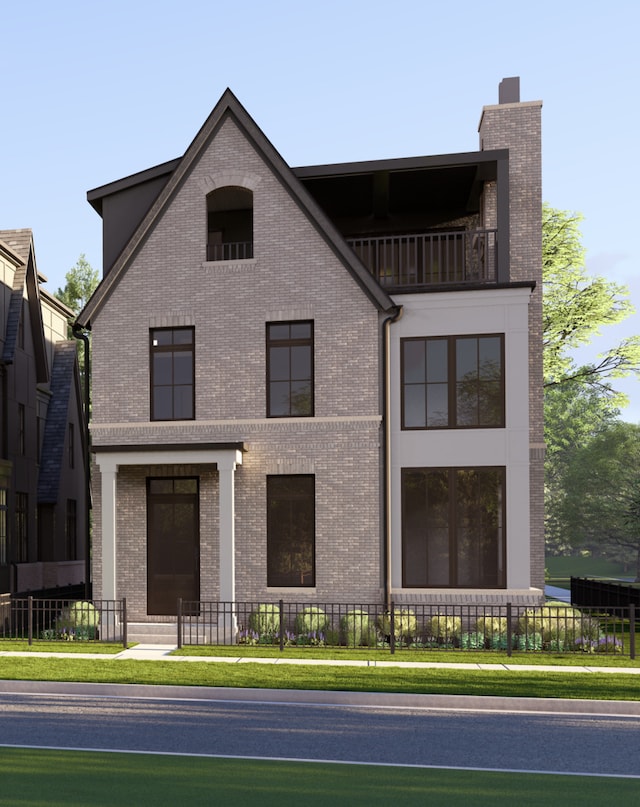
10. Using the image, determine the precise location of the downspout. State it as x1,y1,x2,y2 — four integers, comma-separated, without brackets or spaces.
72,323,92,600
383,304,403,612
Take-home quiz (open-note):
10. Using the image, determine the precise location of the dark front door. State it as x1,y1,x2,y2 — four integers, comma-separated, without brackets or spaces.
147,477,200,615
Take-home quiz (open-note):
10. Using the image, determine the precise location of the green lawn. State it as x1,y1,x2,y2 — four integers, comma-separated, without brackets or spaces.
2,656,640,701
546,555,635,589
0,640,126,654
1,748,638,806
173,643,640,667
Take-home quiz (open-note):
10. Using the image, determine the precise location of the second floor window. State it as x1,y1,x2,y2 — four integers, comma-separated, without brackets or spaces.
150,328,195,421
402,334,504,429
18,404,26,454
267,321,313,417
16,492,28,563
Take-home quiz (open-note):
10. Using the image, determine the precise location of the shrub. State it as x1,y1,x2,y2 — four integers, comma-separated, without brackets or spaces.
428,614,462,640
488,633,512,651
475,615,508,638
517,631,543,651
340,610,376,647
377,608,417,639
293,607,330,635
248,604,280,636
57,601,100,640
461,631,485,650
594,635,624,654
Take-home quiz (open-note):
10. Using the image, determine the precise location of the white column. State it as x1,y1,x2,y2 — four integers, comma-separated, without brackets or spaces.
97,455,118,601
217,455,238,603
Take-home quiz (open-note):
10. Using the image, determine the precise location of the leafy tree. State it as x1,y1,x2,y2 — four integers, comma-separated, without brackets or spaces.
541,205,640,562
542,203,640,401
56,254,99,315
544,381,619,555
559,422,640,579
55,255,99,391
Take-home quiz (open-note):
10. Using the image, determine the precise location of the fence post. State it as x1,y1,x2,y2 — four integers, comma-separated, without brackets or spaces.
279,600,284,652
28,596,33,646
177,598,182,649
630,603,636,661
122,598,127,648
390,601,395,655
506,603,512,658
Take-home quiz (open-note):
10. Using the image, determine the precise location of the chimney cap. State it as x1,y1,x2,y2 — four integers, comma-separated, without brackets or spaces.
499,77,520,104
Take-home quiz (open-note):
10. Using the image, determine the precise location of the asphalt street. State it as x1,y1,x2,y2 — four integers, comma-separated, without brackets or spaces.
2,688,640,776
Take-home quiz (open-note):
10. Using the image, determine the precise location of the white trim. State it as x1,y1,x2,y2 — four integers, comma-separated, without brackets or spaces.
95,447,243,607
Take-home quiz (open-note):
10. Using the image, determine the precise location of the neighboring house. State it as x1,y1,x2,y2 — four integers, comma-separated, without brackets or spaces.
0,229,88,594
79,77,543,622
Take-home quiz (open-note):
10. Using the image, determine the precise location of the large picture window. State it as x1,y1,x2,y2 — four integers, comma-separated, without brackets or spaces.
266,321,313,417
267,475,315,587
402,334,504,429
150,328,195,421
402,467,506,588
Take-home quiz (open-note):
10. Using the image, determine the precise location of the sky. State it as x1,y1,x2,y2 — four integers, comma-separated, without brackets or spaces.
2,0,638,421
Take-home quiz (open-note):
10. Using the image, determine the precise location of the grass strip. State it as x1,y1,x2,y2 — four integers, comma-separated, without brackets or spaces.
1,656,640,700
0,640,126,654
1,748,638,806
173,644,640,667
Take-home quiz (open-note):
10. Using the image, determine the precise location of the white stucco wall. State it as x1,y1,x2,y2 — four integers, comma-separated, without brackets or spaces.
389,286,535,601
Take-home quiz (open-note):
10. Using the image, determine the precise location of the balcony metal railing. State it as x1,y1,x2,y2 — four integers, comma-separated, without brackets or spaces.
206,241,253,262
347,229,497,288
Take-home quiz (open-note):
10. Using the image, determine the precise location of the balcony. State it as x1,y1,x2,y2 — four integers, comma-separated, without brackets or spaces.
347,229,497,290
206,241,254,262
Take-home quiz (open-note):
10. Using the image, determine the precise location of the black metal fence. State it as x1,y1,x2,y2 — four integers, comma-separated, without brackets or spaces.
0,596,127,647
177,599,636,658
571,577,640,610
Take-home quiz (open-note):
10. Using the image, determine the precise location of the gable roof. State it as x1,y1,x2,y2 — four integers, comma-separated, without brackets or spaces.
38,341,84,503
0,229,49,383
78,89,395,326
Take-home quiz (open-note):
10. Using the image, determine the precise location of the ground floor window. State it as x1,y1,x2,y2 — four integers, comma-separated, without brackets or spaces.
402,467,505,588
267,475,315,587
15,492,28,563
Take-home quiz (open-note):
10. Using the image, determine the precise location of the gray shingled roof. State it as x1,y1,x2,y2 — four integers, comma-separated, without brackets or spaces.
38,341,78,504
1,229,32,364
2,261,27,365
0,228,33,264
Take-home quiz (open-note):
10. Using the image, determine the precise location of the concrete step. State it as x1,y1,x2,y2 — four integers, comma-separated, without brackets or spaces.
127,623,178,645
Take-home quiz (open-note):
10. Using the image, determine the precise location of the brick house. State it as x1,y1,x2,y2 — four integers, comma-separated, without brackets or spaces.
0,229,88,594
79,77,543,622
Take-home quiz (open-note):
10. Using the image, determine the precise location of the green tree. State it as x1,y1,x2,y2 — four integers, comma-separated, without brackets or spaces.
542,203,640,400
544,381,619,555
542,204,640,561
559,422,640,579
55,255,99,388
55,254,99,315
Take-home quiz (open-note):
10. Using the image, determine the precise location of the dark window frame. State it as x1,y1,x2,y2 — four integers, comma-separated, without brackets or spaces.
68,422,75,469
401,334,505,430
66,499,77,561
266,321,314,418
18,404,25,455
150,327,195,421
401,466,506,589
267,475,316,588
15,491,28,563
0,488,7,565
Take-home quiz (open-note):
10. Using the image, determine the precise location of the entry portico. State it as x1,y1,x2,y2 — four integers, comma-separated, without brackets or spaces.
94,443,245,606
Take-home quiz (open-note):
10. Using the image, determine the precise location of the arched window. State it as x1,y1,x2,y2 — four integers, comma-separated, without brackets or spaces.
206,186,253,261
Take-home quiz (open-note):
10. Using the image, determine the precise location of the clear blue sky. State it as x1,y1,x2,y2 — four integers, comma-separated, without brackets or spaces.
3,0,638,420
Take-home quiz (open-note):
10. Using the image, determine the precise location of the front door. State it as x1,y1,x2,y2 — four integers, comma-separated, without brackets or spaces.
147,477,200,615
